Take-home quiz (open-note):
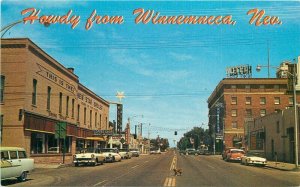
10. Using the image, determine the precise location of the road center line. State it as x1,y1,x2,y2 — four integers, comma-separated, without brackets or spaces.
93,180,108,186
207,164,215,169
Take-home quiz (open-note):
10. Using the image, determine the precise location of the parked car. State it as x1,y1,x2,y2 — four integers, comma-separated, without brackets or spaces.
241,152,267,166
185,148,199,155
48,147,60,154
225,149,245,162
150,149,161,154
179,150,186,155
199,146,209,155
119,148,131,159
1,147,34,182
129,148,140,157
73,148,105,166
222,147,235,160
101,148,122,162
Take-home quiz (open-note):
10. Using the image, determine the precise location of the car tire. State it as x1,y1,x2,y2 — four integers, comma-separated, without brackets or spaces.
245,161,249,166
17,171,27,182
75,163,79,167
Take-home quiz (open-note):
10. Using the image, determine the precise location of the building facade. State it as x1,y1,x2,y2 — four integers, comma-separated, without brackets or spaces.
249,107,300,163
207,78,300,153
1,38,110,164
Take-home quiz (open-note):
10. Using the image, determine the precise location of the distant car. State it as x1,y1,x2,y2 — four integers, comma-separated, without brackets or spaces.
73,148,105,166
241,152,267,166
1,147,34,182
119,148,131,159
185,148,199,155
179,150,186,155
199,147,209,155
150,149,161,154
129,149,140,157
225,149,245,162
48,147,60,154
101,148,122,162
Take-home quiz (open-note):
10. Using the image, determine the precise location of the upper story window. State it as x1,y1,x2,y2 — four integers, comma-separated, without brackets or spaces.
84,107,87,125
90,110,92,127
95,112,98,128
259,85,265,89
245,109,252,117
32,79,37,105
245,85,250,92
66,96,69,116
1,75,5,103
72,99,75,118
260,109,266,117
47,86,51,110
245,97,251,105
77,104,80,121
231,97,237,105
231,109,237,117
232,121,237,129
274,97,280,105
99,114,102,129
260,97,266,105
59,92,63,114
274,85,279,91
231,85,236,89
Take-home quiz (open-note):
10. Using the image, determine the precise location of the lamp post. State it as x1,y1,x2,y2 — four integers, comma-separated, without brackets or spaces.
256,63,298,168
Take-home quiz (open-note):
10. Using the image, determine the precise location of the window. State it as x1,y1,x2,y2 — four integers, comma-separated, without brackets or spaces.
30,132,45,154
99,114,102,129
245,85,250,89
231,109,237,117
232,121,237,129
90,110,92,127
66,96,69,116
59,92,62,114
289,97,294,105
10,151,17,159
0,75,5,103
77,104,80,122
231,85,236,89
47,86,51,110
1,151,9,160
260,97,266,105
231,97,237,105
106,117,108,129
71,99,75,118
260,109,266,117
245,97,251,105
276,121,280,133
245,109,252,117
274,85,279,90
18,151,27,158
47,134,59,153
84,107,87,125
259,85,265,89
95,112,97,127
274,97,280,105
32,79,37,105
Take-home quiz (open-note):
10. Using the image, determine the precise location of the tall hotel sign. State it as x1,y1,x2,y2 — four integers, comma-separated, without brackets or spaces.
226,64,252,78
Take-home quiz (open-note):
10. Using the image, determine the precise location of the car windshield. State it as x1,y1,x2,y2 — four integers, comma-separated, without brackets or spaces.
119,149,128,152
80,148,96,153
231,150,244,153
102,149,117,153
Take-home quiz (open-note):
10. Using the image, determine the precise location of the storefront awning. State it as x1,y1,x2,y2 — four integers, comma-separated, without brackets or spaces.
86,137,106,141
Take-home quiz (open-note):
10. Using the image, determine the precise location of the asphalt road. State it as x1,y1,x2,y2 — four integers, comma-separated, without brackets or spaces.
2,151,300,187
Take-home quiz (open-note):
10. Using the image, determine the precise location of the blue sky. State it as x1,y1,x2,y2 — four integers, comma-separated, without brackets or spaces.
2,1,300,146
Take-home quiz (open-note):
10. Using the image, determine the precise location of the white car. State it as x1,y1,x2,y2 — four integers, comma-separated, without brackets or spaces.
73,148,105,166
101,148,122,162
1,147,34,182
241,152,267,166
129,149,140,157
119,149,131,159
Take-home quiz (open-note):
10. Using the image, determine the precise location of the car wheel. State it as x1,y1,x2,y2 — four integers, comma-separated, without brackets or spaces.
245,160,249,166
17,171,27,182
75,163,79,167
101,160,104,165
195,153,198,156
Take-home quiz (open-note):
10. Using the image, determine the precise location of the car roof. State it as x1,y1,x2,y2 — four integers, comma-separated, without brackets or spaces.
0,147,26,151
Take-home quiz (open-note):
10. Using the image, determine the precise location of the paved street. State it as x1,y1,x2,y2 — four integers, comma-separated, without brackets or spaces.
2,151,299,187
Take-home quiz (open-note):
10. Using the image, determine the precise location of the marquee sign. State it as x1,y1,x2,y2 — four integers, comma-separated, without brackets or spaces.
93,130,113,136
226,64,252,78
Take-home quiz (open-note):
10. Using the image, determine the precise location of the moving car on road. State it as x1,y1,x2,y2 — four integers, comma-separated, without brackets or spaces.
150,149,161,154
101,148,122,162
1,147,34,182
73,148,105,167
119,148,131,159
241,152,267,166
129,148,140,157
185,148,199,155
224,149,245,162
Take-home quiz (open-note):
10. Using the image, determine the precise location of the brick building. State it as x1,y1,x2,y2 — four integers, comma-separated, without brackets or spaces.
0,38,110,164
207,78,300,153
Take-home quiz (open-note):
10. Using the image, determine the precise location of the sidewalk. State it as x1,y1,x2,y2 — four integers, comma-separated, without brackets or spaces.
266,161,299,171
34,163,73,169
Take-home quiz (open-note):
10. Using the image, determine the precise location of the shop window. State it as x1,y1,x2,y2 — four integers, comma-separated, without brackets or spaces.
245,97,251,105
66,96,69,116
274,97,280,105
0,75,5,103
47,86,51,110
231,109,237,117
231,97,237,105
71,99,75,118
289,97,294,105
47,134,59,153
260,97,266,105
260,109,266,117
32,79,37,105
31,133,45,154
59,92,63,114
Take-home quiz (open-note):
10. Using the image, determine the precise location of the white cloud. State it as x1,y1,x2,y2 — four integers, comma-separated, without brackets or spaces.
169,52,193,62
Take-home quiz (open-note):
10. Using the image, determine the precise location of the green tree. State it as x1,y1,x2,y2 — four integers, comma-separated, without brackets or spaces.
178,127,210,150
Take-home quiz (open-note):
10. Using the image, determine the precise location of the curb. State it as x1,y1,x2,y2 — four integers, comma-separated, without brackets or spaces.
265,165,299,172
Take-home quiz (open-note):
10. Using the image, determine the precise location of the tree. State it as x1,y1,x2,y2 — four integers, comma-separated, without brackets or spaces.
177,126,210,150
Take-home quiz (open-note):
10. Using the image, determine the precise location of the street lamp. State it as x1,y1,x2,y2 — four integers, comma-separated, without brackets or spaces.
256,62,298,168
